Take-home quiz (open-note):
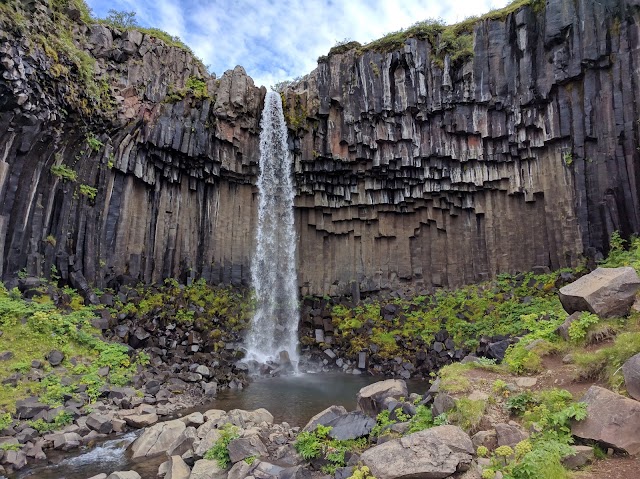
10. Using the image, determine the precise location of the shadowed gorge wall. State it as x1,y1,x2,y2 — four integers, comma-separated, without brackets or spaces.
1,0,639,296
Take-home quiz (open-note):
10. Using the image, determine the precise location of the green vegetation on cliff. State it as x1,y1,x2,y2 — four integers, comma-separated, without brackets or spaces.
320,0,546,66
0,283,148,410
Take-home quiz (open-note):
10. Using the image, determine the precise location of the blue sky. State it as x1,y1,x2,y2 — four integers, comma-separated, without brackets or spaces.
86,0,511,88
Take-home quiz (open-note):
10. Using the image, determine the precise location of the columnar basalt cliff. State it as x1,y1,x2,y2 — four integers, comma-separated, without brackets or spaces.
1,0,639,297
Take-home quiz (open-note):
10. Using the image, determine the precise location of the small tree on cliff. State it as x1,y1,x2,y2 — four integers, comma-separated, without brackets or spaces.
104,9,138,29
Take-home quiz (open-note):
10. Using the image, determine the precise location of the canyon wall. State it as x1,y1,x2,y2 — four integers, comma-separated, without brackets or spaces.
1,0,639,296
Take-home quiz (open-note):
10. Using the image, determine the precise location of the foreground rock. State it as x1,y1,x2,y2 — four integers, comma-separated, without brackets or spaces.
559,267,640,317
361,425,473,479
356,379,408,416
130,419,186,459
622,353,640,401
571,386,640,454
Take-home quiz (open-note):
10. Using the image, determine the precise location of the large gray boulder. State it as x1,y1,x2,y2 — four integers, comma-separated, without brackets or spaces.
130,419,186,459
571,386,640,454
189,459,226,479
361,425,473,479
302,405,347,432
165,455,190,479
325,412,376,440
106,472,141,479
558,267,640,317
356,379,408,416
227,436,268,463
622,353,640,400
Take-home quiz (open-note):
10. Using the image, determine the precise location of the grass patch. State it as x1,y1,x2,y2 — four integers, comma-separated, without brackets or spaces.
573,332,640,391
448,398,486,432
0,284,148,411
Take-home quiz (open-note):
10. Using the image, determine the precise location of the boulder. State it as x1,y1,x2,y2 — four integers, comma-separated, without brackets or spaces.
130,419,186,459
166,426,197,457
86,413,113,434
165,455,190,479
227,435,268,463
571,386,640,454
562,445,594,469
190,458,226,478
194,428,222,457
46,349,65,366
622,353,640,401
302,405,348,432
558,267,640,317
2,450,27,470
15,397,48,419
432,393,456,417
228,460,256,479
325,412,376,441
226,408,274,427
106,472,141,479
357,379,408,416
494,423,528,447
249,461,310,479
87,474,108,479
361,425,473,479
124,413,158,428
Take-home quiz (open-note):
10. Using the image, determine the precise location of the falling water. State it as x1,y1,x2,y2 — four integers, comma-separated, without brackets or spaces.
245,91,299,368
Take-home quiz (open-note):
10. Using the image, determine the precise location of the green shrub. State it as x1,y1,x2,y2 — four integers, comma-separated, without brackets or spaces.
567,312,600,342
407,405,434,433
0,412,12,430
79,184,97,200
51,164,77,182
203,423,241,468
574,332,640,390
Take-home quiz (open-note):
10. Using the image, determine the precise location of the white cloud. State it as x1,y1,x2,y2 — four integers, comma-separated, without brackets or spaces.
88,0,512,88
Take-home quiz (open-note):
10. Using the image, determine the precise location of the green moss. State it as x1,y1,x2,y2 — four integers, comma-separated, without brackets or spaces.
79,184,97,200
50,164,77,182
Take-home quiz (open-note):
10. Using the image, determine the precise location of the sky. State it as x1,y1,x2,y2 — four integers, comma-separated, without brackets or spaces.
86,0,511,88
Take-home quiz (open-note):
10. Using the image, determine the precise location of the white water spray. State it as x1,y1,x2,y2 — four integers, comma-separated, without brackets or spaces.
245,91,299,367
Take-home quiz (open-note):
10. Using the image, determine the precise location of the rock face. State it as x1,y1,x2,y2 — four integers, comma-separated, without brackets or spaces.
1,1,640,295
559,267,640,317
622,353,640,401
571,386,640,455
360,425,473,479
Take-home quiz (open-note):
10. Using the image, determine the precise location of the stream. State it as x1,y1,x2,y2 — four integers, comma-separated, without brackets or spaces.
17,373,427,479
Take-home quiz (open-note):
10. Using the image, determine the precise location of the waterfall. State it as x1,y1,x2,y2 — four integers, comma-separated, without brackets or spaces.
245,91,299,368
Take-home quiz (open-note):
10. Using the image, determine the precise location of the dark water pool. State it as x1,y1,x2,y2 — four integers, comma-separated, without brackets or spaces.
18,373,427,479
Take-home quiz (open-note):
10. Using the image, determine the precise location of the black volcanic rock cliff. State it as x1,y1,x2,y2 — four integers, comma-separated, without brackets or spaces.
1,0,639,297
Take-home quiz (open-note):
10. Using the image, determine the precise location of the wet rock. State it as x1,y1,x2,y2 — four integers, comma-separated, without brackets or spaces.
361,425,473,479
559,267,640,317
357,379,408,416
1,450,27,470
572,386,640,454
249,461,310,479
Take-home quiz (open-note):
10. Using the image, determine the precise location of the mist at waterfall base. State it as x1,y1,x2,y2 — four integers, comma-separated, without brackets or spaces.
244,91,300,371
